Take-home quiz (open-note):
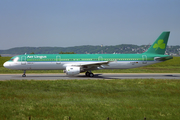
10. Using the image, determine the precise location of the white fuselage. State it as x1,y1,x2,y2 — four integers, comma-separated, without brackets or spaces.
3,60,160,70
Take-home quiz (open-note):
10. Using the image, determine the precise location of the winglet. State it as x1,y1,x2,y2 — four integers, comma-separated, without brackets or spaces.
144,31,170,54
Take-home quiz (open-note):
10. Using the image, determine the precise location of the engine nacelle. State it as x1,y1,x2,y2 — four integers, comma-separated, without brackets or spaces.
65,67,80,76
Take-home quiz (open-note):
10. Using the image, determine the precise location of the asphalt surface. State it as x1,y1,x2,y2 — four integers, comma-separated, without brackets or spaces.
0,73,180,80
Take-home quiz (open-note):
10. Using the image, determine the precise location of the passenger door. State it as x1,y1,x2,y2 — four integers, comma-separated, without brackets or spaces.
56,55,61,64
142,55,147,64
98,56,103,61
21,56,27,65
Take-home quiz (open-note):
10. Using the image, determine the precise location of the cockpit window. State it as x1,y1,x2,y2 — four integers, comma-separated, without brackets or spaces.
10,59,14,61
13,57,19,62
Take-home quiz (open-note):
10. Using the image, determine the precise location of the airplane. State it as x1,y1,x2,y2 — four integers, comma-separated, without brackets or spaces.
3,31,173,77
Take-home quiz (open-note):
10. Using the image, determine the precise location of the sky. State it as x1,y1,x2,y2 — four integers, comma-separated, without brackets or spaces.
0,0,180,50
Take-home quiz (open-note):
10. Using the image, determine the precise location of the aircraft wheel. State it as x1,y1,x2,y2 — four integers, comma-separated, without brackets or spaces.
89,73,94,77
85,72,90,76
22,74,26,77
22,70,26,77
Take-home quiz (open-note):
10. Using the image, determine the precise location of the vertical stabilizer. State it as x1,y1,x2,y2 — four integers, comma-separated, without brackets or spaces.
144,31,170,54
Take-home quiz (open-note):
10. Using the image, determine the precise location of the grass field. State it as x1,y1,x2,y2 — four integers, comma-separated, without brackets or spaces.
0,79,180,120
1,57,180,119
0,56,180,73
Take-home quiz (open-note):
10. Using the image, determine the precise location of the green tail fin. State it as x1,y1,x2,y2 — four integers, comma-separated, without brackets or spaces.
144,31,170,54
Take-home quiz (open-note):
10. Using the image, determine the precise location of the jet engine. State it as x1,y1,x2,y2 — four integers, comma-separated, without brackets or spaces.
64,67,81,76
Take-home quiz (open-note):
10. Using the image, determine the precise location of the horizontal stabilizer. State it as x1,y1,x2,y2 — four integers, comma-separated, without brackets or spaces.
154,56,173,61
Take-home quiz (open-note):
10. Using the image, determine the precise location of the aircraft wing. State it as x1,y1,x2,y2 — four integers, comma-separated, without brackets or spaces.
80,61,110,66
67,61,111,71
80,61,110,70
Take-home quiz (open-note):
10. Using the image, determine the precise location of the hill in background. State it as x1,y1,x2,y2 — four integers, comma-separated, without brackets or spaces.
0,44,180,56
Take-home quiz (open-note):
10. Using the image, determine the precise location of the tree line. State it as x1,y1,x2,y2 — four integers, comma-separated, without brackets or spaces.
0,44,179,55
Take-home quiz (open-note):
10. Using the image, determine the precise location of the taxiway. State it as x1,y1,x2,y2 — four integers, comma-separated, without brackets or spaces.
0,73,180,80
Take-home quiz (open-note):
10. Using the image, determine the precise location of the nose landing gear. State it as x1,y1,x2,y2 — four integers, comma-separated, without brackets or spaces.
22,70,26,77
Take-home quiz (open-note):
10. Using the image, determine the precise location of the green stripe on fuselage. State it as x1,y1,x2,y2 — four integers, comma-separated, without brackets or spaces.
11,54,170,62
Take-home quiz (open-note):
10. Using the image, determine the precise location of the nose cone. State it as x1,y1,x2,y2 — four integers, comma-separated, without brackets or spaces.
3,62,10,69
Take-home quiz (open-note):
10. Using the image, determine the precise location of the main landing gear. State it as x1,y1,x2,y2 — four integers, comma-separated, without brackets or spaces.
22,70,26,77
85,71,94,77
